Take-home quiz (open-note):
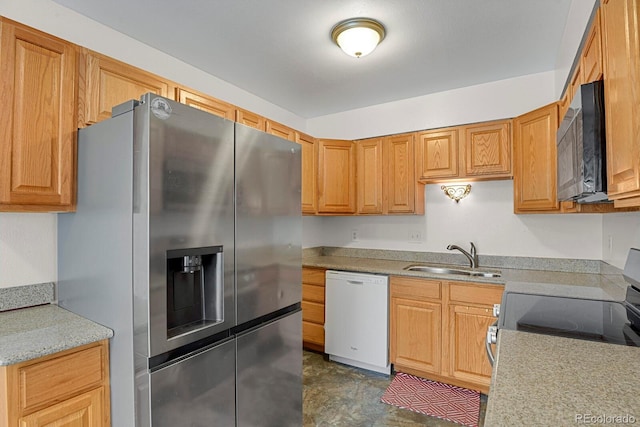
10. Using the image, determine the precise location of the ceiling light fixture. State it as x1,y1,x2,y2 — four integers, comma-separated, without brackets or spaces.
441,184,472,203
331,18,386,58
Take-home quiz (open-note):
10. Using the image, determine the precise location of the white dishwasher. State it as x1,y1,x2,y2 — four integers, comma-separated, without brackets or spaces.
324,270,390,375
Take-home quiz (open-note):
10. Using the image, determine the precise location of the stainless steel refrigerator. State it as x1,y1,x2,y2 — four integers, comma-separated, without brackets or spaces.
58,93,302,426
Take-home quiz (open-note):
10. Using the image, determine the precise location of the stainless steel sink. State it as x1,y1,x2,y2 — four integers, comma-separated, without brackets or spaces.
403,265,501,278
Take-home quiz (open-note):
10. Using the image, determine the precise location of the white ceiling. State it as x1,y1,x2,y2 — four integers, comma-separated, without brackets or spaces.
51,0,572,118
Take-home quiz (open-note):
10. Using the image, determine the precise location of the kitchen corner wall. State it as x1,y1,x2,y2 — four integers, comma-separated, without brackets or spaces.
0,214,57,288
302,180,605,260
603,213,640,269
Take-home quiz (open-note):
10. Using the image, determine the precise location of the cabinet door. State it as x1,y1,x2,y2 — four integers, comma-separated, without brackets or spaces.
175,87,235,120
390,297,441,375
79,49,172,126
317,139,356,213
0,19,77,211
417,129,458,180
302,267,325,351
356,138,384,214
266,120,296,142
581,8,603,83
385,133,420,214
448,305,495,387
296,132,318,214
513,102,560,213
235,108,266,130
19,387,105,427
602,0,640,202
461,120,511,178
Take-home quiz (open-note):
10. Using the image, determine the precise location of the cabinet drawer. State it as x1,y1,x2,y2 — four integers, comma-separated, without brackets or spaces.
390,276,441,300
19,344,105,412
302,268,325,286
448,282,503,305
302,301,325,324
303,321,325,345
303,284,325,304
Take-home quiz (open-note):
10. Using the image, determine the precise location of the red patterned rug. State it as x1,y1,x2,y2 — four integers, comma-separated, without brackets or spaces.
381,373,480,427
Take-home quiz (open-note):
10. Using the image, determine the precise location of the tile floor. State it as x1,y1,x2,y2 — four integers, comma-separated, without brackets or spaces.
303,351,487,427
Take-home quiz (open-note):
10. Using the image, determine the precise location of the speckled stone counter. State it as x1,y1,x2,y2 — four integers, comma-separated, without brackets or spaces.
485,330,640,426
303,250,628,300
0,304,113,365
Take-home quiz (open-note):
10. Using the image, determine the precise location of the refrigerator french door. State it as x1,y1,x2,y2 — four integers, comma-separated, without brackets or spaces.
58,94,302,426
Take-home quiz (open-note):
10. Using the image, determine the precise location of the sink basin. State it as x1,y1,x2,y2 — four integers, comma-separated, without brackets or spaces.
403,265,501,278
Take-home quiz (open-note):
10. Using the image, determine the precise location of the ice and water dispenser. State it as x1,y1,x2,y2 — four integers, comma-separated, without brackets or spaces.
166,245,225,339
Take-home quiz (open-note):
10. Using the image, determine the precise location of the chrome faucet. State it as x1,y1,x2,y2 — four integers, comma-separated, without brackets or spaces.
447,242,478,269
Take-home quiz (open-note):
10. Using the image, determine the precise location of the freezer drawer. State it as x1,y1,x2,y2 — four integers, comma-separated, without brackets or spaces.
237,310,302,427
150,339,236,427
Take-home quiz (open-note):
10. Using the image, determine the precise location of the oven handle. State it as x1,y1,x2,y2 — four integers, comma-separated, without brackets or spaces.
485,320,498,366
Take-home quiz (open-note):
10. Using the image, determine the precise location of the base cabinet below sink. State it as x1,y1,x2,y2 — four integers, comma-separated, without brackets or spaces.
390,276,503,394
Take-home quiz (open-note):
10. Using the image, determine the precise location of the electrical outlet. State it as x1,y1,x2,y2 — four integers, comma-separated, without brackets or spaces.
351,229,359,241
408,230,423,242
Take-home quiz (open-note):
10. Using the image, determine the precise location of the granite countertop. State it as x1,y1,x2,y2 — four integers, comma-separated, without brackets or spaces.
485,330,640,426
0,304,113,366
303,250,629,301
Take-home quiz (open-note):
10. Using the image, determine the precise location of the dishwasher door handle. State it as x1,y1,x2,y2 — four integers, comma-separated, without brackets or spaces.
347,280,364,285
485,320,498,366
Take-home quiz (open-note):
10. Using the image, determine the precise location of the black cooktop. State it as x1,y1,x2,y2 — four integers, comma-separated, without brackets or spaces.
500,291,640,347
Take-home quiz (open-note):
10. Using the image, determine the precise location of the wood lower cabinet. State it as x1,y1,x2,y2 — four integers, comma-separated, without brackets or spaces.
302,267,326,352
390,276,503,393
317,139,356,214
78,49,173,126
175,87,235,120
601,0,640,206
0,18,78,212
447,282,502,389
390,277,442,375
513,102,560,213
0,340,110,427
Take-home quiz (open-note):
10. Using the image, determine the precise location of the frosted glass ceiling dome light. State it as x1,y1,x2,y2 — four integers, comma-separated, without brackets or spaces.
331,18,386,58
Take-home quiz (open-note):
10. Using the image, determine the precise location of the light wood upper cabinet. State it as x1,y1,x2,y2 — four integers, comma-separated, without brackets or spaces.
0,340,110,427
0,18,77,212
356,138,384,214
296,131,318,214
235,108,266,131
417,128,459,180
582,8,603,84
175,87,235,120
385,133,423,214
601,0,640,206
461,120,512,177
317,139,356,214
78,49,173,126
266,120,296,142
417,120,512,182
513,102,560,213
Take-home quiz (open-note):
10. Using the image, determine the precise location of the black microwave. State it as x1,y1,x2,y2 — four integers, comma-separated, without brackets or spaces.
556,80,609,203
